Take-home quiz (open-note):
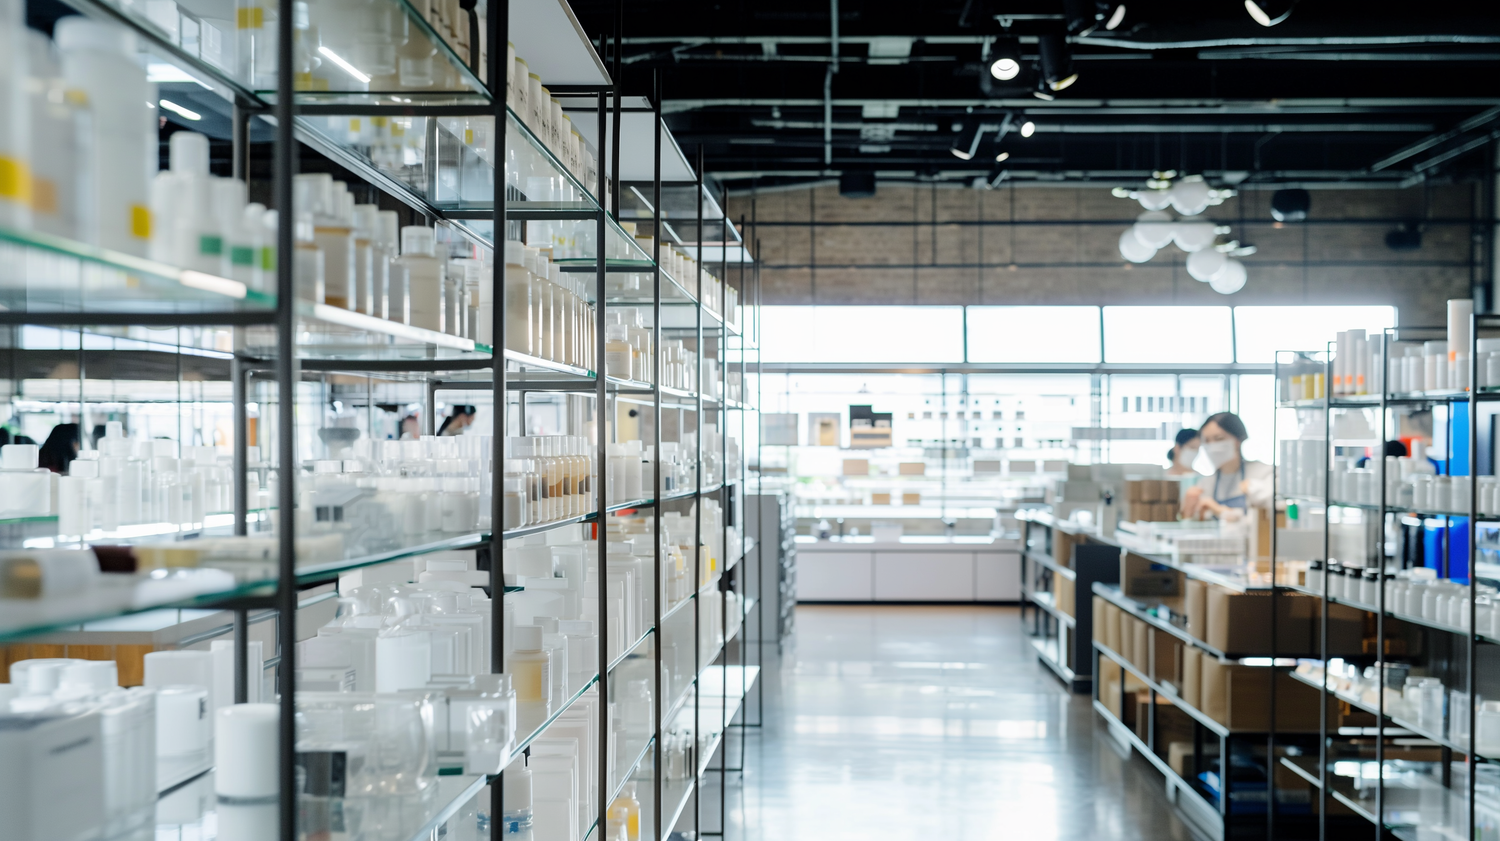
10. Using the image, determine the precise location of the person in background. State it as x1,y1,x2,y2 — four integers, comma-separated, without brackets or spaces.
38,422,81,473
90,423,108,448
1356,440,1408,468
1181,412,1272,521
1166,428,1201,476
438,405,477,436
399,413,421,440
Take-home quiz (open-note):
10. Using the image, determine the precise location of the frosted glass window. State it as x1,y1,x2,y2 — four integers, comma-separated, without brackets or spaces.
1233,306,1397,363
1103,307,1233,364
966,307,1101,363
760,306,965,363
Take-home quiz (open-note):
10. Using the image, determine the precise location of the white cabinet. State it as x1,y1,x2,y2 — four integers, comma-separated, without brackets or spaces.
796,551,873,601
975,552,1022,602
873,552,975,601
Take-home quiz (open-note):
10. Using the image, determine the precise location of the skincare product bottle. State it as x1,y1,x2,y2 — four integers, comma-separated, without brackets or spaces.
397,225,444,331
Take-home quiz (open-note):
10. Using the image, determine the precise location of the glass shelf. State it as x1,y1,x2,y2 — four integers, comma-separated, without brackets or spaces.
0,225,275,320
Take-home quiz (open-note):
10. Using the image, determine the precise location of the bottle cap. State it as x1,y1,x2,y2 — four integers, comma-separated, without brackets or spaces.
170,131,211,176
69,459,99,478
55,17,136,58
514,624,543,650
378,210,401,248
402,226,435,256
2,444,39,470
354,204,380,238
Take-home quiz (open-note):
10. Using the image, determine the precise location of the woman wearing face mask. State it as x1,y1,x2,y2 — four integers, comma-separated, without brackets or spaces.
1181,412,1272,520
1166,428,1201,476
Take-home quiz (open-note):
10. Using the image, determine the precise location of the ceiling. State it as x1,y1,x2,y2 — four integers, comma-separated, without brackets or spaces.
571,0,1500,193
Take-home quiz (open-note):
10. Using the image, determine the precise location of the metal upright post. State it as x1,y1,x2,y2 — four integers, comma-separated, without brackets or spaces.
232,356,248,536
488,0,509,829
272,0,298,829
1375,336,1388,838
651,71,664,841
234,608,250,703
692,144,704,840
611,0,622,219
1317,346,1331,841
1469,313,1481,841
595,86,611,841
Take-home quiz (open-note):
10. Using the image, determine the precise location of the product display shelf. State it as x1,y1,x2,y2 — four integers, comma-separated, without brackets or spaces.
1091,698,1228,835
609,626,656,673
1023,548,1077,580
1282,579,1500,645
1278,756,1376,822
510,672,604,762
1281,754,1487,837
1095,641,1229,737
1024,588,1076,627
1030,636,1074,684
1092,584,1229,660
1287,666,1500,763
660,591,697,625
0,225,276,322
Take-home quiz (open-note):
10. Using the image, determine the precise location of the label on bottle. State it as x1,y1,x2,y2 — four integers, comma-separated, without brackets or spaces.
199,235,224,257
130,205,152,240
0,156,32,205
237,6,264,27
231,245,256,267
31,177,57,214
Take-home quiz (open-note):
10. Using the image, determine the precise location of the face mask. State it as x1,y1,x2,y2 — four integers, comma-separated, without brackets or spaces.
1176,446,1199,467
1204,439,1238,469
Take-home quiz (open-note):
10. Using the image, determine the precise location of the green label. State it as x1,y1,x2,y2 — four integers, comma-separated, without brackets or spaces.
199,235,223,256
261,247,276,272
231,245,255,266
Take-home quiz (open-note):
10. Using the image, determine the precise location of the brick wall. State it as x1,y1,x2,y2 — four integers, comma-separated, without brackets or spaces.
725,183,1477,325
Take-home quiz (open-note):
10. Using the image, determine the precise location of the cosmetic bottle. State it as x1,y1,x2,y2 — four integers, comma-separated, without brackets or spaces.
510,624,552,711
56,18,153,256
293,210,325,303
25,30,73,238
377,210,404,322
501,754,535,838
397,226,444,331
0,444,56,517
352,204,379,315
230,201,267,291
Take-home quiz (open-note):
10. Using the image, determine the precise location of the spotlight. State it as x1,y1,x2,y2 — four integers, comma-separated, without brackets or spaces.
1037,34,1078,91
1270,189,1311,222
989,38,1022,80
1064,0,1125,35
1244,0,1295,26
951,119,984,160
995,151,1009,162
1020,120,1035,138
1104,3,1126,29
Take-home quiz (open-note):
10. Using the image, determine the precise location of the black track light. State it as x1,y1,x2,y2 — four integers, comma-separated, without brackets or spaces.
1245,0,1296,26
950,119,984,161
989,38,1022,81
1037,34,1078,92
1064,0,1125,36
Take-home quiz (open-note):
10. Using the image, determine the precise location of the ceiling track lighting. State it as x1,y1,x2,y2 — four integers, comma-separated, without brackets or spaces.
1064,0,1126,36
1245,0,1296,26
1019,120,1035,138
950,119,985,161
1037,34,1078,92
988,37,1022,81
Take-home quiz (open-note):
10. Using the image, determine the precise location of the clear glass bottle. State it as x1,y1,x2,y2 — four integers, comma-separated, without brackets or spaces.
504,241,533,355
397,226,444,331
352,204,379,315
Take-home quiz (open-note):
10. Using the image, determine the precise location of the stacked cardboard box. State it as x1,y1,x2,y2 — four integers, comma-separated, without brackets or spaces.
1125,479,1181,522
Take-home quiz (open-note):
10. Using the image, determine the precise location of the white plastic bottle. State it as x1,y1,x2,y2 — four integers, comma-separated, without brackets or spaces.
503,241,532,354
231,202,269,291
296,174,355,308
0,0,29,230
56,18,154,255
378,211,406,323
167,132,217,271
0,444,55,517
294,210,325,302
25,30,72,238
396,226,444,331
352,204,378,315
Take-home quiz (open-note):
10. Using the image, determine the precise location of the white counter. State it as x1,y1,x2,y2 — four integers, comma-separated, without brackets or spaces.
796,535,1021,603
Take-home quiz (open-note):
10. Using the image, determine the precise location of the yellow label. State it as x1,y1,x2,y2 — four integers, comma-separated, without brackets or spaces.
131,205,152,239
372,116,388,128
31,177,57,214
0,156,33,205
236,6,264,28
349,119,361,132
464,128,473,145
294,72,313,90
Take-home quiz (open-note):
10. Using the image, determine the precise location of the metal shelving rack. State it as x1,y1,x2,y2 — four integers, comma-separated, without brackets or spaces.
0,0,759,837
1270,318,1500,841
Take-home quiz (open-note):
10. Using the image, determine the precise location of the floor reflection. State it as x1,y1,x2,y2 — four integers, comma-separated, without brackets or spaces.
716,605,1197,841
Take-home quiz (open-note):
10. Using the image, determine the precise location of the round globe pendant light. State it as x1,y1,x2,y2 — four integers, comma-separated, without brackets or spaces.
1119,229,1157,263
1131,210,1176,250
1186,248,1227,282
1209,259,1248,294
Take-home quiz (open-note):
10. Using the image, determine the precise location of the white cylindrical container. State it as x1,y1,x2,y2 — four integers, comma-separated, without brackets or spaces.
215,704,280,800
1450,298,1474,386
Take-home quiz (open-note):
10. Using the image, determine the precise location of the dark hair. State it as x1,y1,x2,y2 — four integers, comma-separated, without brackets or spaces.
437,405,478,436
1168,428,1200,461
38,423,81,473
1200,412,1249,442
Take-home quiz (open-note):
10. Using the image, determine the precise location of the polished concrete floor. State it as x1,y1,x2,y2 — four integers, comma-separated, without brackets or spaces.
706,605,1200,841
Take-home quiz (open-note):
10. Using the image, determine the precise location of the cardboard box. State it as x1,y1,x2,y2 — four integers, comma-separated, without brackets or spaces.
1207,588,1335,656
1181,647,1202,708
1092,596,1107,645
1052,529,1076,568
1150,629,1182,688
870,492,891,505
901,492,921,505
1197,657,1331,731
1102,602,1121,651
898,462,925,476
1056,574,1075,618
1167,741,1197,780
1102,673,1123,720
1133,690,1152,741
842,459,869,476
1185,579,1209,642
1130,616,1149,671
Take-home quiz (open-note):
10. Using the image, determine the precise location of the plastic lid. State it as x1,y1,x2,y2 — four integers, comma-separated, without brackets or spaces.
513,624,543,650
504,240,525,266
535,616,558,633
70,459,99,478
378,210,401,248
353,204,380,238
55,17,136,58
58,660,118,696
402,226,436,256
2,444,39,470
170,131,210,176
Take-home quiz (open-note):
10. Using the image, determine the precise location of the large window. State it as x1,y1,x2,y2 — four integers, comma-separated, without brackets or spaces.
762,305,1402,364
1232,306,1397,363
760,306,965,363
1103,306,1234,364
965,307,1101,363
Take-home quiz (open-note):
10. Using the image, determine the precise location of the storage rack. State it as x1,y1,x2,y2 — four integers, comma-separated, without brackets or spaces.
0,0,761,838
1268,321,1500,841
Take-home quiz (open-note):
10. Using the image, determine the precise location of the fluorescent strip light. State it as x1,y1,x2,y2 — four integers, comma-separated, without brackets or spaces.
319,46,371,83
159,99,202,121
